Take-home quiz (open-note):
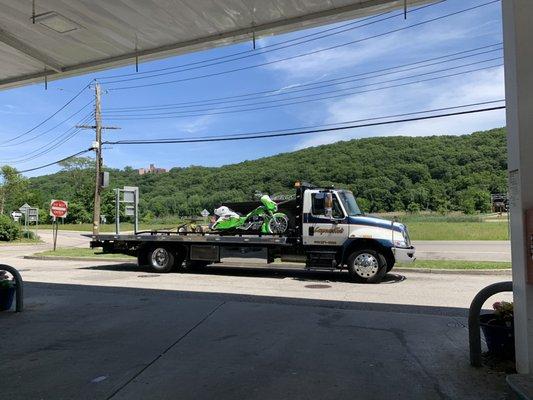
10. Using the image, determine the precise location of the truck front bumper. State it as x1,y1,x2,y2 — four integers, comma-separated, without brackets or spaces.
393,246,416,263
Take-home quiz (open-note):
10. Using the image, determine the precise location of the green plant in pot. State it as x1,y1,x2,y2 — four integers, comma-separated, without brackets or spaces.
0,271,16,311
480,301,514,359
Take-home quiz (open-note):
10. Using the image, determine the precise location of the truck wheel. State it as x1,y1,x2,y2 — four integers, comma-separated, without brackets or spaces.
347,249,387,283
149,247,175,273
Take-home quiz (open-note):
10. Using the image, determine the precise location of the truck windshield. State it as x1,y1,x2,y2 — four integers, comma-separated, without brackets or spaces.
338,191,362,216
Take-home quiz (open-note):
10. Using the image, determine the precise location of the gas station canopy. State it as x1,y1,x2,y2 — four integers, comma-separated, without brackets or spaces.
0,0,428,90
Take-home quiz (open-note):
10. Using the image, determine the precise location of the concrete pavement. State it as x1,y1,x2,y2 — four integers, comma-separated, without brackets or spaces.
0,237,516,399
1,282,513,400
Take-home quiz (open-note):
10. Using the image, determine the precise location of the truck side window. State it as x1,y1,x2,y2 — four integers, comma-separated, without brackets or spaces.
312,193,325,215
312,193,344,218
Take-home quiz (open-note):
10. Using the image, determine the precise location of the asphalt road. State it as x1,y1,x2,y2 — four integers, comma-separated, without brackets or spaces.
20,229,514,262
414,240,511,262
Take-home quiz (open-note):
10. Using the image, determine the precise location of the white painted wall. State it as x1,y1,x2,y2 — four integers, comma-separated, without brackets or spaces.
502,0,533,374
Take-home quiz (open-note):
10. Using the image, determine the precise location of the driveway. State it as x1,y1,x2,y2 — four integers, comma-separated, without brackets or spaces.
0,234,515,399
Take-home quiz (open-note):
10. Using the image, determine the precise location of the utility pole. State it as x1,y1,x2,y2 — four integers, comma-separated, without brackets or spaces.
77,82,119,236
93,83,102,236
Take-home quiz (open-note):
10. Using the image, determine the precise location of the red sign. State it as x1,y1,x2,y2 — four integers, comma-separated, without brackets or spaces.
50,199,68,218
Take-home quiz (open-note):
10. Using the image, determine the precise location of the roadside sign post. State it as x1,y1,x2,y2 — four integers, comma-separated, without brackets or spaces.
28,208,39,238
50,200,68,251
114,188,120,235
19,203,30,234
114,186,139,235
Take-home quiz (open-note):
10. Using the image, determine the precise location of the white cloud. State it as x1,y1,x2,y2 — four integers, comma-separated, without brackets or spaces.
174,114,215,134
293,66,505,149
261,1,501,81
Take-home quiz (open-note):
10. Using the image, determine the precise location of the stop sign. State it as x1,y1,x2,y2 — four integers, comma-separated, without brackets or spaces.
50,200,68,218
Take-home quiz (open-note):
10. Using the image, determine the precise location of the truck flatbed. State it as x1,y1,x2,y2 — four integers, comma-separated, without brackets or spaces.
89,232,293,247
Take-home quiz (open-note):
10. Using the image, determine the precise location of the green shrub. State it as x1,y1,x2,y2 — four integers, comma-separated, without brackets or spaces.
21,230,38,240
0,214,20,241
407,202,421,213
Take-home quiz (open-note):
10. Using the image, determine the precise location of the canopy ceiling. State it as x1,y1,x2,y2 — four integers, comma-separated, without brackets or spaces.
0,0,430,90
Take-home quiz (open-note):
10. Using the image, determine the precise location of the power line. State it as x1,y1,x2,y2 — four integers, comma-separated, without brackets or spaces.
18,148,94,173
0,100,94,148
2,84,89,144
102,60,502,117
98,1,445,82
107,0,499,90
107,100,505,142
103,63,503,120
103,57,503,116
16,102,506,174
10,120,90,164
2,113,93,163
105,44,502,112
131,100,505,141
105,101,506,145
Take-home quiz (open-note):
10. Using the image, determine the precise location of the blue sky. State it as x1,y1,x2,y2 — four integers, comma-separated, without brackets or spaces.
0,0,505,177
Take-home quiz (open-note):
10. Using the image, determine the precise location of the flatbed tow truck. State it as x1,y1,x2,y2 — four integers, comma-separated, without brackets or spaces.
90,182,415,283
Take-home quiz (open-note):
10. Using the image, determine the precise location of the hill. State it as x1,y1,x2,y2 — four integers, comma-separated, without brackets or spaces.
26,128,507,223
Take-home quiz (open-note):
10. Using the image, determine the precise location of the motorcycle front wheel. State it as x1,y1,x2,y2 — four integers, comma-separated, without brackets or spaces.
268,214,289,234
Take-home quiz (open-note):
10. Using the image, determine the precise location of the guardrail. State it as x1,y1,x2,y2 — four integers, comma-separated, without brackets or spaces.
0,264,23,312
468,280,513,367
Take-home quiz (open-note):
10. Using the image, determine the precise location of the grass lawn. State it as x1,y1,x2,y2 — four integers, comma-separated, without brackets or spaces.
36,216,510,241
398,259,511,270
407,221,508,241
33,247,134,259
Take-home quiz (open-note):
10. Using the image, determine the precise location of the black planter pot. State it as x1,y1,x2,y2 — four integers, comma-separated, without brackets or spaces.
480,313,515,359
0,286,15,311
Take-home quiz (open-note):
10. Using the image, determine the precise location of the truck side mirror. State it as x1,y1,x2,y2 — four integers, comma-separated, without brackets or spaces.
324,192,333,219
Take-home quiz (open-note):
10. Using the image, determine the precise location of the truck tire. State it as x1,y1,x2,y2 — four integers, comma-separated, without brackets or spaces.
148,247,175,273
347,249,387,283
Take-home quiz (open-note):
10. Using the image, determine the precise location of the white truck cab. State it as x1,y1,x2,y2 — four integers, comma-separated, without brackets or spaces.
298,185,415,282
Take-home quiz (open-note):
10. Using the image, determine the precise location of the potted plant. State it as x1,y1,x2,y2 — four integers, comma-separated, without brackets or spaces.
0,270,15,311
480,301,514,359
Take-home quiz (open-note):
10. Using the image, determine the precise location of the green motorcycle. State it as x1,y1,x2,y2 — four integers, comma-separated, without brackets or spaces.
212,195,289,234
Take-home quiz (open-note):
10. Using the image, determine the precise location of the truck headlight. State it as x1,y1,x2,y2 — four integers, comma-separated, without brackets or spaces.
393,239,408,248
393,227,410,248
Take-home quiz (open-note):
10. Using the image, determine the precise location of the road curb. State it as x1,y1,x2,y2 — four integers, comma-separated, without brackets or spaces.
24,255,134,262
393,267,512,275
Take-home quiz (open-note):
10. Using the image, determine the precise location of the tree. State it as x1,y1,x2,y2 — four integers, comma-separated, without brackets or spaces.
0,166,28,215
25,128,508,218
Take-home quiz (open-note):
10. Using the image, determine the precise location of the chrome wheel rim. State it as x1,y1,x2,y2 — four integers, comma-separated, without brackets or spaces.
151,248,169,267
269,216,288,233
353,253,379,278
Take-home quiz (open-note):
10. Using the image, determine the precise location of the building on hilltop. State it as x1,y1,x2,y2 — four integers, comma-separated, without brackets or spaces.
138,164,167,175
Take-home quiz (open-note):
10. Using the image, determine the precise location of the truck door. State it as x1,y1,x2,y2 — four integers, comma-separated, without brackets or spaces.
303,191,348,246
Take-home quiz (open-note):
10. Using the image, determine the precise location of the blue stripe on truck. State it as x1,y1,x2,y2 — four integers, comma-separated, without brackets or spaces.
304,213,403,233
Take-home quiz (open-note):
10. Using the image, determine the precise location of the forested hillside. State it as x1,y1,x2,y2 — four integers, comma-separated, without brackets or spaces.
24,128,507,222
